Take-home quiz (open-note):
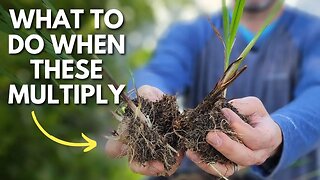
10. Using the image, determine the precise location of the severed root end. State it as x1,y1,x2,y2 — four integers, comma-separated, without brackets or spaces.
209,163,229,180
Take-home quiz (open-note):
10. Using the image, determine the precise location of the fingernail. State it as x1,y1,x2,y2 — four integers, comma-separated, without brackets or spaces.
208,132,222,147
186,151,201,163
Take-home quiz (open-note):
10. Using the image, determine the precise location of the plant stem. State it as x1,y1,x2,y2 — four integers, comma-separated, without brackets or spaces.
92,54,152,128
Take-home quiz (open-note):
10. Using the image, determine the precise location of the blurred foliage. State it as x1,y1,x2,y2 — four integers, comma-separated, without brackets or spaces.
0,0,185,179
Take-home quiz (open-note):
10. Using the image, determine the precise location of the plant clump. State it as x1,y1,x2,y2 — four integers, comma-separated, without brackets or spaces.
109,0,283,175
174,95,249,164
115,95,183,171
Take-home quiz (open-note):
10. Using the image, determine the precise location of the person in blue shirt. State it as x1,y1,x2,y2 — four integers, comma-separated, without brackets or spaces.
106,0,320,179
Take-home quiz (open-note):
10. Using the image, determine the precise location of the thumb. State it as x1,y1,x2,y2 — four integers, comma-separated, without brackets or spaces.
138,85,164,102
229,96,269,117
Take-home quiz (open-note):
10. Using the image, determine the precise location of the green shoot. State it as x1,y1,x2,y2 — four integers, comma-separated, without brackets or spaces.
222,0,229,49
223,0,245,71
238,0,284,61
218,0,284,97
0,67,23,85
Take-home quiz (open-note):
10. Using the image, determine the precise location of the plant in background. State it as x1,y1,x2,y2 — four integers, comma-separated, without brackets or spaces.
0,0,153,179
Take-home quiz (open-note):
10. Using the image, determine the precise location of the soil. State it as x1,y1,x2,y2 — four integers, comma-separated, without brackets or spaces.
112,66,249,173
113,91,248,173
173,94,249,165
117,95,183,171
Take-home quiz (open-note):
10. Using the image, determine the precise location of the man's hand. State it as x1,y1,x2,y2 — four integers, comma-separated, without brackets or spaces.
186,97,283,177
135,85,165,102
105,85,184,176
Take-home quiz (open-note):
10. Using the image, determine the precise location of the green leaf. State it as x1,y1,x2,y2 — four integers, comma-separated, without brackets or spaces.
220,0,284,97
222,0,230,71
41,0,58,17
42,0,76,35
238,0,284,61
222,0,230,44
0,5,14,34
0,67,23,85
227,0,245,50
223,0,246,71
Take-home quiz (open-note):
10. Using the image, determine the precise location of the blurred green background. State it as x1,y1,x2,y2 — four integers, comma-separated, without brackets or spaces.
0,0,170,179
1,0,226,178
0,0,318,179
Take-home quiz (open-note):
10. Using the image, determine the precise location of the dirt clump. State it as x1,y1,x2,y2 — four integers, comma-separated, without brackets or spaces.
174,94,248,165
111,61,249,172
116,95,183,171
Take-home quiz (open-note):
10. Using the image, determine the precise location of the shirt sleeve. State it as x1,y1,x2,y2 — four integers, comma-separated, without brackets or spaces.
251,21,320,178
129,17,214,95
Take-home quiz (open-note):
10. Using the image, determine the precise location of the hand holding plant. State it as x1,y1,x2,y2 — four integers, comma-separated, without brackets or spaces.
106,85,184,176
187,97,282,178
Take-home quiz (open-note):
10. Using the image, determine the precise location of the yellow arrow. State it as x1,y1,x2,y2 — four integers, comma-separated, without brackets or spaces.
31,111,97,152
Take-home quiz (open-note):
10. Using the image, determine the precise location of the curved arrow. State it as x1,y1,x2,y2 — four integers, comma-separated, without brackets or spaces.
31,111,97,152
